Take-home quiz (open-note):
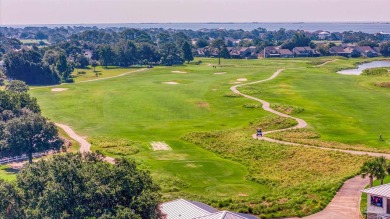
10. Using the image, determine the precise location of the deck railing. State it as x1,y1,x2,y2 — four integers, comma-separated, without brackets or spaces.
0,150,55,165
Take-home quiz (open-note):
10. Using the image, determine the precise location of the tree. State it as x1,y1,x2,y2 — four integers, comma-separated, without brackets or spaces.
91,60,98,73
115,40,137,67
2,110,63,163
182,41,193,64
5,80,29,93
221,45,231,59
0,179,23,218
361,157,388,187
56,52,74,82
380,42,390,57
0,153,162,218
211,38,225,65
99,45,115,68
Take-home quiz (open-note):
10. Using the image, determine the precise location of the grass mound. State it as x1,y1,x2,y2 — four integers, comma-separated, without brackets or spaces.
374,81,390,88
270,103,304,115
90,136,141,156
362,68,389,76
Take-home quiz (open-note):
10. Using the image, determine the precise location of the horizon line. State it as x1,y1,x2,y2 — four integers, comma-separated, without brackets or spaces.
1,21,390,27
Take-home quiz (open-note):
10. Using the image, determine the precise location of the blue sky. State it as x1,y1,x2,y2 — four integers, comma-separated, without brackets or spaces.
0,0,389,25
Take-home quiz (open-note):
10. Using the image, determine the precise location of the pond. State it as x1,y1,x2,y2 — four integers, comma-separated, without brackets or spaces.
337,61,390,75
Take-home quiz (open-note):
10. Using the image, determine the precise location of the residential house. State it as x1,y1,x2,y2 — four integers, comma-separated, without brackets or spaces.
374,47,382,56
260,46,281,58
318,31,331,40
82,49,93,59
239,47,251,58
329,46,358,57
160,199,259,219
355,46,379,57
279,49,294,58
292,47,320,57
361,184,390,219
229,48,241,59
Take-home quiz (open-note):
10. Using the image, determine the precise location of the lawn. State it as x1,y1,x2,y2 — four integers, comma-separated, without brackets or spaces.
244,57,390,151
11,57,385,217
70,66,146,82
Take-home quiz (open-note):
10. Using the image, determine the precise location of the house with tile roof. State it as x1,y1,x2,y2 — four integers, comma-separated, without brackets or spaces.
355,46,379,58
361,184,390,219
292,47,320,57
160,199,259,219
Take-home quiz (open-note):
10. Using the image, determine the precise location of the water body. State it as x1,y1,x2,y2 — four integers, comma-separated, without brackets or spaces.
337,61,390,75
2,22,390,33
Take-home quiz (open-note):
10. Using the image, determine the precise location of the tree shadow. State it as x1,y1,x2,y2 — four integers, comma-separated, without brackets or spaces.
4,168,20,174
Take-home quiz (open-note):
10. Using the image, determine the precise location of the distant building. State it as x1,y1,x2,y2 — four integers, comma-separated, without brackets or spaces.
292,47,320,57
160,199,259,219
260,46,281,58
355,46,379,57
329,45,359,57
279,49,294,58
318,31,331,40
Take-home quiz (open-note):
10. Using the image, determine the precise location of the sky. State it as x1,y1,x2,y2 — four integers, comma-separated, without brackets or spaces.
0,0,389,25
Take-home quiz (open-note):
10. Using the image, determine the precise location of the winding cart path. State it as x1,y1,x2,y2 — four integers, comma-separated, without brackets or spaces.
231,60,379,219
55,123,115,164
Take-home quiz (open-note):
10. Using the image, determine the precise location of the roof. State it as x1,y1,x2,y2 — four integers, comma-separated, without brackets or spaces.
195,211,248,219
279,49,293,55
361,184,390,198
160,199,213,219
160,199,258,219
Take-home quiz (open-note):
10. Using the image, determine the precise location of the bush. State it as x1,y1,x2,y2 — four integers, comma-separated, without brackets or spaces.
362,68,389,76
223,93,242,98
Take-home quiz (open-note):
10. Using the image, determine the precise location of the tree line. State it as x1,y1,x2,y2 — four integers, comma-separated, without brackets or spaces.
0,153,162,218
0,81,63,162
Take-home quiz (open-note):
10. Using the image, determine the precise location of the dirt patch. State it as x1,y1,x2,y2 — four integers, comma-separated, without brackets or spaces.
162,82,179,85
196,101,209,108
51,88,68,92
230,82,242,84
237,78,248,82
151,141,172,151
185,163,202,168
214,72,227,75
237,193,249,197
171,71,187,74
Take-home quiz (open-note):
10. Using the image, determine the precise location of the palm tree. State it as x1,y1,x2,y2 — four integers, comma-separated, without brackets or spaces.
376,156,388,185
360,157,388,187
361,160,376,187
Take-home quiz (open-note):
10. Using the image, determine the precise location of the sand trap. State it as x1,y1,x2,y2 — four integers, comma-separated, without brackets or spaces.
162,81,178,85
237,78,248,82
51,88,68,92
214,72,226,75
151,141,172,151
171,71,187,74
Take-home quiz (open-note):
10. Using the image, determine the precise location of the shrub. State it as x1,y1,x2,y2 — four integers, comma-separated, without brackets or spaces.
223,93,242,97
362,68,389,76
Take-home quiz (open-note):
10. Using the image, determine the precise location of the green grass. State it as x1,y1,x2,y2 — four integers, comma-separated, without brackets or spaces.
242,58,390,151
0,165,18,181
70,66,145,82
19,57,388,217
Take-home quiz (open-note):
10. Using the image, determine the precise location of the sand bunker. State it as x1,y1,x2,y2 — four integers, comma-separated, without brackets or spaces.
237,78,248,82
214,72,227,75
151,141,172,151
171,71,187,74
51,88,68,92
162,82,179,85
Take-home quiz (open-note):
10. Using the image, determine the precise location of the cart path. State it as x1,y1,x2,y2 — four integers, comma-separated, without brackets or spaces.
55,123,115,164
230,62,383,219
31,68,147,89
